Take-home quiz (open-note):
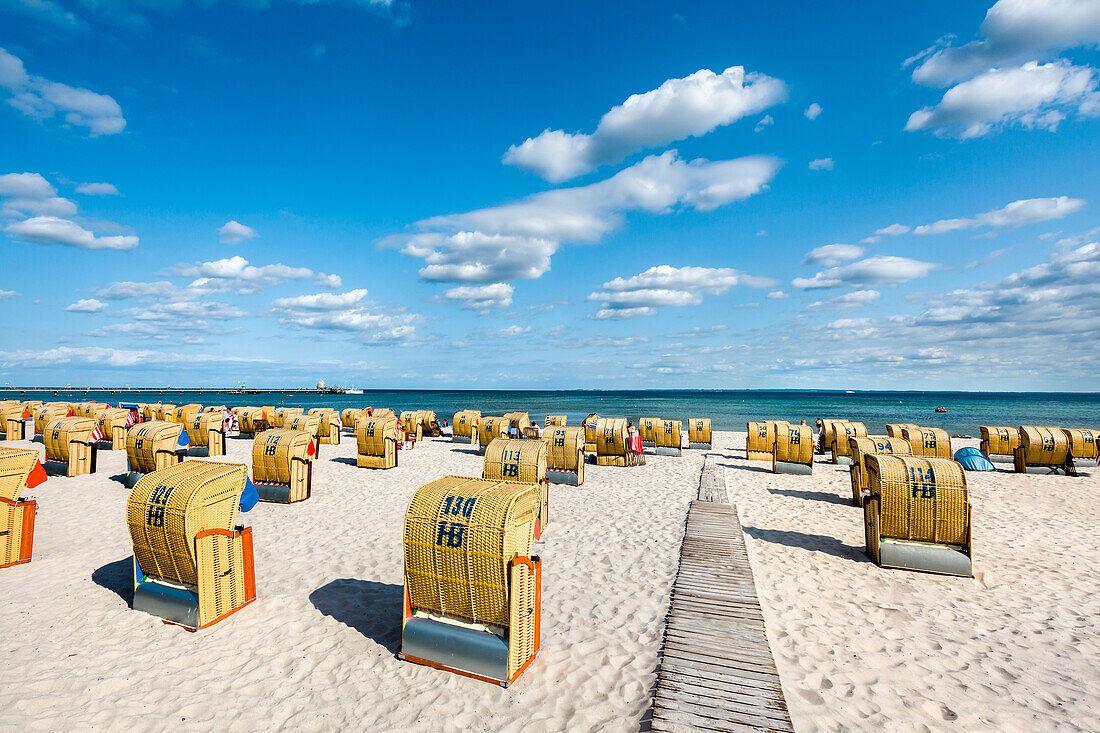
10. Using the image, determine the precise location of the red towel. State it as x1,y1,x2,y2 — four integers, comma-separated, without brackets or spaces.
630,436,643,453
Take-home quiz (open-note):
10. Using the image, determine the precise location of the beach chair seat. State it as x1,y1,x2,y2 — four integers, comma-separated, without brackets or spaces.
746,420,786,461
638,417,660,447
1063,428,1098,467
773,424,814,475
400,476,542,687
687,418,711,449
252,429,315,502
848,436,910,505
95,408,132,450
1014,426,1075,475
43,417,97,476
1,447,46,569
583,414,599,453
863,455,972,577
477,417,509,455
127,460,256,630
452,410,480,443
483,438,549,539
979,426,1020,465
544,415,566,428
33,403,70,436
356,416,399,469
654,419,683,456
187,411,229,457
829,421,867,464
124,421,186,488
595,417,633,467
341,408,364,432
270,406,303,429
0,404,30,441
901,426,953,460
543,426,585,486
171,404,203,426
309,408,342,445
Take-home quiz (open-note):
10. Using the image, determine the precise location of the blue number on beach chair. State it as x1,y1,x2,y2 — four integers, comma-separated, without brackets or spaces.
554,437,564,447
264,444,277,456
908,467,936,499
135,438,144,450
790,429,800,445
502,463,519,477
436,521,466,548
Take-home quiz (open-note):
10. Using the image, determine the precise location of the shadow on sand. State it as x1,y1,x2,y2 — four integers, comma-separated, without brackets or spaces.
767,487,851,507
309,578,403,652
741,525,868,563
92,557,135,605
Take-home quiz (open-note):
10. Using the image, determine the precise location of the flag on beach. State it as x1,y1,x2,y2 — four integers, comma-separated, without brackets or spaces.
91,424,104,443
178,430,190,448
21,408,30,419
307,439,316,457
26,460,48,489
126,409,138,427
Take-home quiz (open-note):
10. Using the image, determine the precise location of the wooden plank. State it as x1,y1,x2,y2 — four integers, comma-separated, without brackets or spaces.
650,497,793,732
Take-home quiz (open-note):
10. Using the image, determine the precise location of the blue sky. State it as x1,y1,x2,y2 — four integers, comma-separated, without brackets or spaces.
1,0,1099,390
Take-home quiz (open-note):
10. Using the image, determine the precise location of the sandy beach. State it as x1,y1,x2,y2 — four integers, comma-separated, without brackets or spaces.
1,428,1098,732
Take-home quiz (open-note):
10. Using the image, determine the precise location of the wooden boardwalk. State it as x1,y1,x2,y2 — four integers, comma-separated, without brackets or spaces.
650,457,793,732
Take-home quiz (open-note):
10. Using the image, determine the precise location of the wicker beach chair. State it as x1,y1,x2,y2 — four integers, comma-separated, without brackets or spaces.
583,414,598,453
416,410,442,438
356,415,399,469
0,404,30,441
252,429,315,502
124,421,185,488
270,406,303,429
901,426,953,460
400,475,542,687
1014,426,1075,475
654,419,683,456
979,426,1020,465
477,417,509,455
638,417,660,447
819,419,847,455
504,412,530,435
33,403,70,436
452,410,480,444
128,460,256,630
773,424,814,475
171,404,203,426
829,421,867,464
1063,428,1098,467
544,415,566,428
1,447,45,569
95,408,132,450
596,417,634,467
886,423,919,439
341,408,364,431
238,407,269,437
849,436,911,505
687,418,712,449
542,425,585,486
43,417,97,476
484,438,549,539
287,413,323,457
309,408,342,446
187,411,229,457
746,420,782,461
863,455,972,576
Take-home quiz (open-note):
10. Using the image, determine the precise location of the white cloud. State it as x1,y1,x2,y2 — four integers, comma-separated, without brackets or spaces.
492,325,531,338
792,255,943,289
389,152,781,288
76,182,119,195
503,66,786,181
0,47,125,135
174,256,340,294
590,306,657,320
906,61,1100,139
875,223,911,237
0,171,76,217
5,216,137,249
270,289,369,311
804,102,822,120
0,289,15,299
218,220,259,244
442,283,514,310
0,0,79,28
805,289,881,311
65,298,108,312
754,114,774,132
271,289,420,344
912,195,1085,235
766,290,789,299
911,0,1100,87
802,243,864,266
808,157,834,170
587,264,774,316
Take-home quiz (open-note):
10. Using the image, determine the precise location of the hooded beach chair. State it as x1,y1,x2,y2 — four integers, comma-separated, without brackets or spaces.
400,475,542,687
155,404,177,421
270,406,303,429
417,410,442,438
43,417,97,477
452,410,480,444
187,411,229,457
773,424,814,475
356,415,398,469
504,412,530,435
886,423,919,439
1014,426,1076,475
819,419,847,455
654,419,683,456
863,455,972,577
849,436,911,506
543,425,584,486
124,421,186,488
595,417,634,467
1063,428,1098,467
252,429,315,502
638,417,660,447
95,408,132,450
341,408,364,432
583,414,599,453
544,415,566,428
33,403,70,436
287,413,323,457
829,421,867,464
0,404,30,441
477,417,508,455
979,426,1020,465
238,407,268,437
1,447,47,569
399,411,423,444
687,418,712,449
128,460,256,630
901,427,952,460
171,404,202,426
373,408,395,420
746,420,782,461
309,408,341,445
483,438,549,539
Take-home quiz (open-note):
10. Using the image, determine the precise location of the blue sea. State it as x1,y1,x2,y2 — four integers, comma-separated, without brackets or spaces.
4,389,1099,436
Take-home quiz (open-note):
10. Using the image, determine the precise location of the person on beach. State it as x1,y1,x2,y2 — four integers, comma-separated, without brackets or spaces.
815,418,824,454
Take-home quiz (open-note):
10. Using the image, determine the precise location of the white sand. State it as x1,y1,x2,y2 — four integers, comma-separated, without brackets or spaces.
0,429,702,732
2,428,1098,732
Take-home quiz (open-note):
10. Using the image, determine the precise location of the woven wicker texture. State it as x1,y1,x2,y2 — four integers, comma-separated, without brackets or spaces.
400,411,417,432
0,446,38,567
271,407,303,429
287,413,322,440
746,421,778,458
850,436,911,498
544,415,566,427
774,424,813,465
373,408,395,419
341,408,363,429
188,411,227,454
96,408,132,449
483,439,547,484
154,404,176,421
44,417,96,476
403,476,539,627
865,455,969,545
688,418,711,445
33,404,70,435
1017,425,1070,465
504,412,530,431
453,410,480,439
20,400,42,413
73,402,107,418
901,427,952,459
308,409,341,443
638,417,659,444
252,429,312,497
478,417,509,448
126,421,184,474
127,460,245,587
819,419,846,451
238,407,266,434
979,426,1020,457
583,414,599,450
543,426,584,472
356,416,397,469
0,404,26,440
415,410,439,433
655,419,683,450
830,421,867,460
595,417,628,459
142,404,161,421
886,423,919,438
1063,429,1098,460
172,404,202,425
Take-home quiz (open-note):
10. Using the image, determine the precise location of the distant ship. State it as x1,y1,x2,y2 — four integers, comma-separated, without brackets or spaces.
345,388,364,395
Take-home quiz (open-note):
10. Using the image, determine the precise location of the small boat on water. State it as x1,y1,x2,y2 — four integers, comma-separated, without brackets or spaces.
935,407,947,413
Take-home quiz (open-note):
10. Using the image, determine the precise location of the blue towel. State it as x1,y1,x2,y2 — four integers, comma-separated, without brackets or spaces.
239,477,259,512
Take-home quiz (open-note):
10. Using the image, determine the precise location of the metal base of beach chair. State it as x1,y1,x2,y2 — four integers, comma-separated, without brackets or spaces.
123,470,146,489
545,469,579,485
987,454,1014,464
255,482,295,503
452,435,472,444
655,447,682,457
401,617,509,684
1072,458,1096,468
687,442,711,450
1017,465,1076,475
877,538,972,577
834,456,853,466
773,460,812,475
134,579,201,629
